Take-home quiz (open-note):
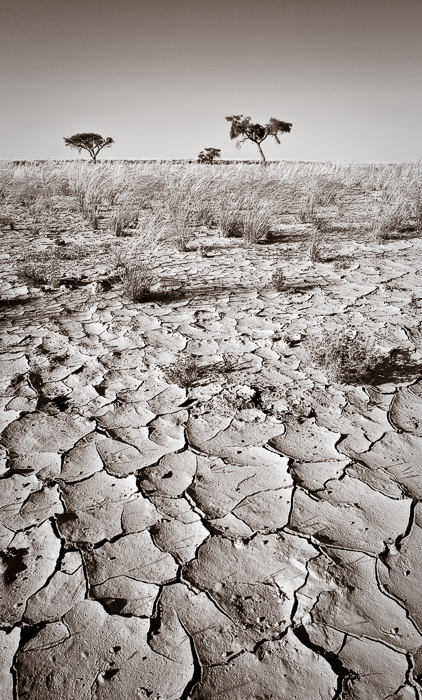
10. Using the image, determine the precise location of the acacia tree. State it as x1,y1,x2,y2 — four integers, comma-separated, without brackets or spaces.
63,133,114,162
197,147,221,164
225,115,292,164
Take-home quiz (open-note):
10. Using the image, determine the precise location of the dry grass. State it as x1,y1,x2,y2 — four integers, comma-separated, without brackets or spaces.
16,249,61,287
304,324,384,384
164,356,200,387
1,158,421,259
272,268,286,291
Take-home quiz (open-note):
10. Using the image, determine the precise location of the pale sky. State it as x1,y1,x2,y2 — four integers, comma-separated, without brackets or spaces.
1,0,421,162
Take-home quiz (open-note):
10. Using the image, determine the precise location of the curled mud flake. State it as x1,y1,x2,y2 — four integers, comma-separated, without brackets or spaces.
359,431,422,499
92,578,159,617
150,516,209,564
0,627,20,698
232,487,293,532
156,582,255,667
336,635,410,700
24,551,86,624
378,502,422,632
188,453,291,520
58,470,157,544
140,450,197,498
310,548,422,653
183,533,317,642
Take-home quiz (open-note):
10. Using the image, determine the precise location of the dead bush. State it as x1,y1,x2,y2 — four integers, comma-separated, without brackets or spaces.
164,356,200,388
119,260,154,302
272,268,286,291
16,250,61,287
109,206,139,236
304,325,383,384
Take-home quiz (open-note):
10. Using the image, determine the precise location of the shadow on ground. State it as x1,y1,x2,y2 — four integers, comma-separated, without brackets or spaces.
366,349,422,385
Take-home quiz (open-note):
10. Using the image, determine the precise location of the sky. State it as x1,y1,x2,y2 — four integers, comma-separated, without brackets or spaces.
0,0,421,162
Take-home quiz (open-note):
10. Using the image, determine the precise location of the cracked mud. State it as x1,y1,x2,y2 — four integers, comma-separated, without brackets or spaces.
1,173,422,700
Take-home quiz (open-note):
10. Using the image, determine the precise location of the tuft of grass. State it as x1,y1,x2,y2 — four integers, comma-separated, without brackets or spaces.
198,242,214,257
272,268,286,291
303,325,383,384
242,205,273,244
109,205,139,236
308,219,327,263
0,215,15,230
164,356,200,388
118,259,154,302
16,250,61,287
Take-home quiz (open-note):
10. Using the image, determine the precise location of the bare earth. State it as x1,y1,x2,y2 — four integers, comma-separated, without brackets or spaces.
1,162,422,699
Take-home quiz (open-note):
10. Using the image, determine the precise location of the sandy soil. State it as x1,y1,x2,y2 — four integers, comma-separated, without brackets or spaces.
1,173,422,699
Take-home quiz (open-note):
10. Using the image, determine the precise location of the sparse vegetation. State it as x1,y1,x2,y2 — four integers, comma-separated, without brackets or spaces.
164,356,200,387
109,205,139,236
272,268,286,291
303,325,384,384
16,249,61,287
0,215,15,230
118,258,155,302
309,218,327,262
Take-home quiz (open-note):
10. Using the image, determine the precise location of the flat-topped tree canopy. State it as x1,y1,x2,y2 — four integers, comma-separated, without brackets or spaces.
63,133,114,162
197,147,221,163
225,115,292,163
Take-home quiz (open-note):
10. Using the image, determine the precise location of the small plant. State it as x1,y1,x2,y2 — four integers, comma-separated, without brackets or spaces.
303,325,383,384
372,193,410,242
164,356,200,388
272,268,286,291
309,225,325,263
408,293,422,311
197,148,221,164
16,250,61,287
0,215,14,230
221,215,244,238
331,256,351,273
119,259,154,302
198,242,213,257
63,133,114,162
242,205,273,244
216,190,244,238
109,206,139,236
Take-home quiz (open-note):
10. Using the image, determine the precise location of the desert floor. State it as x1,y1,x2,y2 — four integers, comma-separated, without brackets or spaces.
1,161,422,699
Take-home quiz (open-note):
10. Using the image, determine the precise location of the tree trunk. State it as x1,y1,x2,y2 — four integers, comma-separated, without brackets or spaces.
257,142,266,164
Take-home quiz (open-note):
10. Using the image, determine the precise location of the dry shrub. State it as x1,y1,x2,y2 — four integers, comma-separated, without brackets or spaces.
198,242,214,257
111,224,162,302
304,325,383,384
372,200,411,242
16,250,61,287
309,219,327,262
120,260,154,302
164,356,200,387
272,268,286,291
242,204,273,244
109,205,139,236
0,215,14,230
216,190,244,237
